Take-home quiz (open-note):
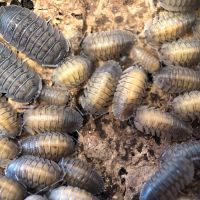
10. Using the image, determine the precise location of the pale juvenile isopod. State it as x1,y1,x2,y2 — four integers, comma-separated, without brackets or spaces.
21,132,75,161
39,86,69,106
48,186,99,200
0,42,41,102
130,46,160,73
23,105,83,135
153,66,200,94
24,195,48,200
59,158,104,194
134,106,193,141
5,155,61,192
82,30,135,60
112,66,147,121
80,60,122,115
53,56,93,88
160,39,200,67
0,175,26,200
140,157,194,200
0,5,69,66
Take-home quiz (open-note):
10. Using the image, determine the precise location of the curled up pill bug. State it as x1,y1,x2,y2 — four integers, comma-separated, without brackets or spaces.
48,186,99,200
112,66,148,121
24,195,48,200
82,30,135,60
5,155,61,192
23,105,83,135
59,157,104,194
134,106,193,141
0,5,70,66
140,157,194,200
79,60,122,115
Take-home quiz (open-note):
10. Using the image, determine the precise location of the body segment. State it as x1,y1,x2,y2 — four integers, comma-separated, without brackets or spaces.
24,195,47,200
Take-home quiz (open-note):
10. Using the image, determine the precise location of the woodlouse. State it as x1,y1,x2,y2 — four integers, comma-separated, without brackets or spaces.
0,5,69,66
82,30,135,60
153,66,200,94
53,55,93,88
24,195,47,200
112,66,147,121
80,60,122,115
134,106,193,141
130,46,160,73
21,132,75,161
59,158,104,194
23,105,83,135
0,175,26,200
0,42,41,102
5,155,61,192
48,186,99,200
39,86,69,106
160,39,200,67
140,157,194,200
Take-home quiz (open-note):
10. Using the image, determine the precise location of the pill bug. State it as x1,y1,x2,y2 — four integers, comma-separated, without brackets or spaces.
160,39,200,67
0,42,41,102
140,157,194,200
82,30,135,60
134,106,193,141
39,86,69,106
144,12,196,44
5,155,61,192
23,105,83,135
48,186,99,200
24,195,48,200
112,66,147,121
53,55,93,88
80,60,122,115
0,101,19,138
59,158,104,194
130,46,160,73
158,0,200,11
153,66,200,94
21,132,75,161
0,5,69,66
0,175,26,200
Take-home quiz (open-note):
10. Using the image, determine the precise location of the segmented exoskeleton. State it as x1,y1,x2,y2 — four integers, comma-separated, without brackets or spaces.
24,195,47,200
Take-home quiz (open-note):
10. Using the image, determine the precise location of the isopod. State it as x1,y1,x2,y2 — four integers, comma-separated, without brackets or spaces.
82,30,135,60
160,39,200,67
24,195,47,200
39,86,69,106
59,158,104,194
5,155,61,192
153,66,200,93
23,105,83,135
140,157,194,200
0,5,69,66
80,60,122,115
53,55,93,88
134,106,193,141
0,42,41,102
130,46,160,73
0,175,25,200
21,132,75,161
112,66,147,121
48,186,99,200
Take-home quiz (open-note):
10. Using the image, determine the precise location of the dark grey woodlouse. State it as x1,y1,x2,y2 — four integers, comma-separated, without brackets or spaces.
48,186,99,200
0,42,41,102
134,106,193,141
82,30,135,60
21,132,75,161
140,157,194,200
0,175,26,200
39,86,69,106
24,195,48,200
5,155,61,192
59,158,104,194
112,66,147,121
23,105,83,135
80,60,122,115
0,5,69,66
153,66,200,94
